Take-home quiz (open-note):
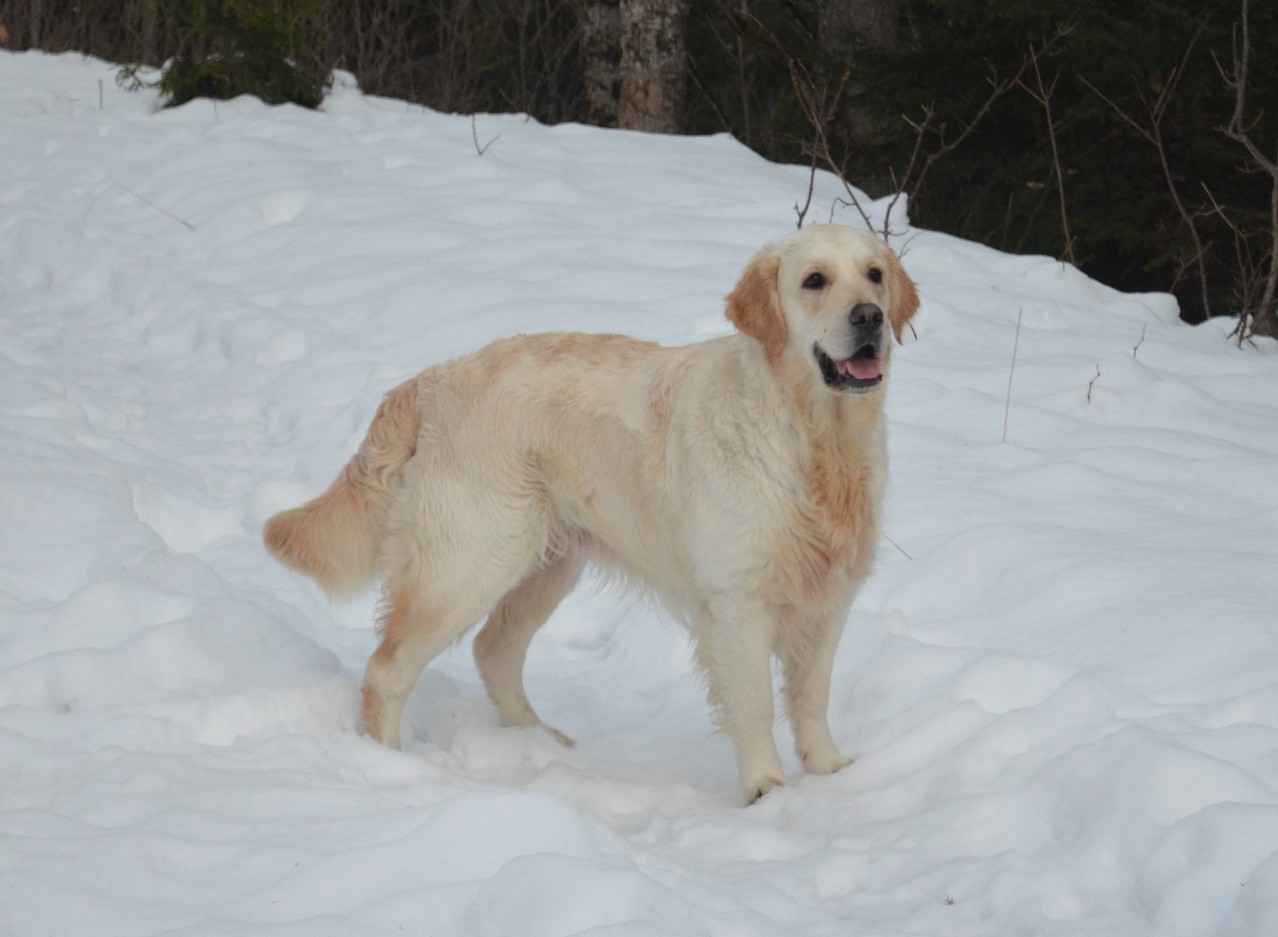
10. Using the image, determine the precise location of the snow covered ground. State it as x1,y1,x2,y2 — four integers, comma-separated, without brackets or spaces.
3,51,1277,936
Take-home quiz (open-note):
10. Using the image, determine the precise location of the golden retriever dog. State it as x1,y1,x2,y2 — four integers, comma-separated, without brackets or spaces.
265,224,919,803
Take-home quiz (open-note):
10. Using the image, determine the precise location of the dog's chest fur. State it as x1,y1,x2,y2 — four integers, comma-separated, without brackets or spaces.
771,414,880,610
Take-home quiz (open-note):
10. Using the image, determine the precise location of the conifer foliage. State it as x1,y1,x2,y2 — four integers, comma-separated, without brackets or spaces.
155,0,332,109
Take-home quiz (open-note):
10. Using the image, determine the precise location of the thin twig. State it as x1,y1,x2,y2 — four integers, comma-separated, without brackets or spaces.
1132,324,1147,359
785,57,879,236
1219,0,1278,342
881,113,930,234
883,533,913,562
471,115,498,155
1081,25,1212,320
1222,0,1277,177
115,183,195,230
907,29,1070,211
1003,307,1023,443
1215,206,1274,345
1086,364,1101,403
795,152,817,229
1018,43,1074,263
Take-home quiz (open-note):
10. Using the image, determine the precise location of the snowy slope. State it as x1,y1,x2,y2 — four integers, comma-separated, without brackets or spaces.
2,51,1277,937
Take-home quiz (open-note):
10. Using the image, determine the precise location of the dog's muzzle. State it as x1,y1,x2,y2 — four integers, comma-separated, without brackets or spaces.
814,304,885,393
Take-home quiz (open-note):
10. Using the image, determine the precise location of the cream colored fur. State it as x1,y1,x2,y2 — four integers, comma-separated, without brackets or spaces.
265,225,919,803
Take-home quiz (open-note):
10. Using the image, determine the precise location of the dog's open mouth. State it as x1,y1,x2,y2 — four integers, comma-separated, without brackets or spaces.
815,343,882,392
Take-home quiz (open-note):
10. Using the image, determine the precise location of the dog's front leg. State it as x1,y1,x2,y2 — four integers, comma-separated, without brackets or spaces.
781,609,853,777
694,599,787,804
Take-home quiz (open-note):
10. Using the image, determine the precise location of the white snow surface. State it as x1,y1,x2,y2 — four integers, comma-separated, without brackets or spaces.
3,51,1278,936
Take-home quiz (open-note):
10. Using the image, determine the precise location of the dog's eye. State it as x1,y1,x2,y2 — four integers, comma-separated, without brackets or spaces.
867,267,883,285
802,272,827,290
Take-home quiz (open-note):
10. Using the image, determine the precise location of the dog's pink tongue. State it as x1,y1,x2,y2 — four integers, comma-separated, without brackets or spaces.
842,357,881,380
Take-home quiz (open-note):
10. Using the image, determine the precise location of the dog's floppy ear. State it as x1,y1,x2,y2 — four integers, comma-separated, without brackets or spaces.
884,247,920,343
725,250,787,357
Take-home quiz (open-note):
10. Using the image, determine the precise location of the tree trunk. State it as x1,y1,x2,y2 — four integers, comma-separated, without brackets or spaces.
581,0,621,127
30,0,46,48
617,0,687,133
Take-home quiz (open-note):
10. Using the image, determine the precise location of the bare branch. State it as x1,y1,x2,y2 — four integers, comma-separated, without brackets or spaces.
880,107,933,233
905,28,1070,210
786,57,879,235
1017,40,1075,264
795,147,818,229
1079,77,1155,144
1002,307,1024,443
1218,0,1278,341
1082,25,1213,319
1222,0,1278,176
471,114,498,155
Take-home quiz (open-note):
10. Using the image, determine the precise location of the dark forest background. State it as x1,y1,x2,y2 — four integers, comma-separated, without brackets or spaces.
2,0,1274,336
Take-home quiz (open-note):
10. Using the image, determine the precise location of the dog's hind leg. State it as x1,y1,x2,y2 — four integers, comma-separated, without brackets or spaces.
473,551,584,747
359,457,562,751
361,580,494,750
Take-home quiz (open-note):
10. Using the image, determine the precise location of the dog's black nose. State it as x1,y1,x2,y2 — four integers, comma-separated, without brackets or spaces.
850,303,884,329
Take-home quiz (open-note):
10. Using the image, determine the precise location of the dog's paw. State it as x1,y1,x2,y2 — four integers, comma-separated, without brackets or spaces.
743,771,786,805
801,749,854,776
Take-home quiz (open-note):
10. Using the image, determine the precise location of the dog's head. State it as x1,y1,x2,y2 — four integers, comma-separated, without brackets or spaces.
725,225,919,395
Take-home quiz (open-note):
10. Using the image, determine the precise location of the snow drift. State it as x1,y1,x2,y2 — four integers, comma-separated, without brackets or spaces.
2,51,1277,937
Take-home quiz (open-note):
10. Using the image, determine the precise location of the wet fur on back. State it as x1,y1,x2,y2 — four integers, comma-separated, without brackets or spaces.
264,225,919,803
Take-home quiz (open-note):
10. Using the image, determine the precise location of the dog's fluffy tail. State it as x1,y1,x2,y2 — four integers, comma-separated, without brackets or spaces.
264,375,421,598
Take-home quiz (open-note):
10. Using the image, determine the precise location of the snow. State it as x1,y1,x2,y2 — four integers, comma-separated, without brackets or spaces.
3,50,1277,936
